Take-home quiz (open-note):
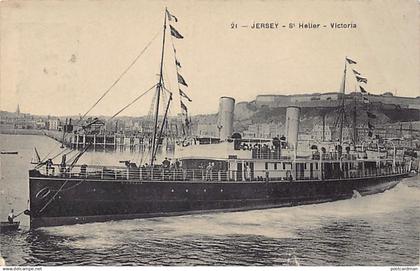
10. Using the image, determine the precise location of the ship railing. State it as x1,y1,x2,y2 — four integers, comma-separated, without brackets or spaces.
37,163,410,182
38,165,296,182
322,164,409,180
251,149,282,159
320,153,360,161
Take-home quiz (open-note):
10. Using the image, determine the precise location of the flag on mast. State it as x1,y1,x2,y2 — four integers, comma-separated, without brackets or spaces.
179,89,192,102
181,101,188,112
170,25,184,39
352,69,361,75
346,57,357,64
356,76,368,83
177,72,188,86
362,96,370,104
166,9,178,22
359,86,367,94
175,59,182,68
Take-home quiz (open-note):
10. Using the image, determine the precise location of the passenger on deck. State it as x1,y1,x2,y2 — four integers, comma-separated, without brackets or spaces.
46,159,54,175
206,162,213,181
162,158,171,180
8,209,15,223
245,164,251,180
174,159,180,169
162,157,170,169
143,163,151,179
60,155,67,176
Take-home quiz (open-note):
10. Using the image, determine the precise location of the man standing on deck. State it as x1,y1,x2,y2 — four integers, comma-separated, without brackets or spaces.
162,157,170,168
7,209,15,223
206,162,212,181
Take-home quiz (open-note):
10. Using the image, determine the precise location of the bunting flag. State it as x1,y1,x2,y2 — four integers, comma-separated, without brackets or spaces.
179,89,192,102
166,9,178,22
346,57,357,64
362,96,370,104
352,69,361,75
356,76,368,83
175,59,182,68
177,72,188,86
359,86,367,94
367,111,376,119
368,122,375,129
170,25,184,39
181,101,188,112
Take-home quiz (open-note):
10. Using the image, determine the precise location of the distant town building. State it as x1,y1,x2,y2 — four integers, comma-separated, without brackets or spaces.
36,119,47,129
48,118,61,130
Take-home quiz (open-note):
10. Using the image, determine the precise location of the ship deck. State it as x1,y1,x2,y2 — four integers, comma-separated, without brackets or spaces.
30,161,410,183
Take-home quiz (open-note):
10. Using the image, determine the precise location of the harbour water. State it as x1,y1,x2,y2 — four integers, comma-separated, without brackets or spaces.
0,134,419,266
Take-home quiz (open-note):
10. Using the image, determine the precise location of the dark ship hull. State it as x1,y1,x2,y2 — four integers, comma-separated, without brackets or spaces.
29,173,406,228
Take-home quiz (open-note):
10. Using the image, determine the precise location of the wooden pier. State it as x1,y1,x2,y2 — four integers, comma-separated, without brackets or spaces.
44,131,175,152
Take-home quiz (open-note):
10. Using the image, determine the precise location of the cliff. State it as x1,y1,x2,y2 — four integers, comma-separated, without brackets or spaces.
191,100,420,136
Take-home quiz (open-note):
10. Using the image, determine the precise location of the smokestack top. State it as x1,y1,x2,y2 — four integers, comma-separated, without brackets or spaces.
220,96,235,101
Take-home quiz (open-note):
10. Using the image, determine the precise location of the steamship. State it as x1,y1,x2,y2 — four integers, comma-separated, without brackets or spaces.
28,9,412,228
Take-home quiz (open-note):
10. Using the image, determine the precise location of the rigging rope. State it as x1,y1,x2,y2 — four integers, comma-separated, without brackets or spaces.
108,84,157,121
36,31,160,166
79,31,160,122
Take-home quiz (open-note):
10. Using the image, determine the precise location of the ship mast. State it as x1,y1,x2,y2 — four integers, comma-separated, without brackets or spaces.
151,8,168,166
353,86,358,144
338,58,347,145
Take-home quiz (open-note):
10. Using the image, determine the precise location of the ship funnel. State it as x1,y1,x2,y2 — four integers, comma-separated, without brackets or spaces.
217,96,235,140
285,106,300,150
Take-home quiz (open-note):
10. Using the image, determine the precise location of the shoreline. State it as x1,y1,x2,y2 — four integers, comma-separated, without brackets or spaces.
0,128,47,136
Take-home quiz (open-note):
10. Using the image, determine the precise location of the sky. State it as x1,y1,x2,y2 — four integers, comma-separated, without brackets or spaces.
0,0,419,117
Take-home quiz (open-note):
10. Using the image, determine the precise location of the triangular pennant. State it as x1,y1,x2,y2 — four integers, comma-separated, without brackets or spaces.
170,25,184,39
179,89,192,102
356,76,368,84
166,9,178,22
177,72,188,87
175,59,182,68
346,57,357,64
352,69,361,75
180,100,188,112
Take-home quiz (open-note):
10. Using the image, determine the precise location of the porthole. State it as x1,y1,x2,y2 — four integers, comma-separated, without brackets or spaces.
220,189,223,192
171,189,174,193
203,189,207,192
185,189,189,192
